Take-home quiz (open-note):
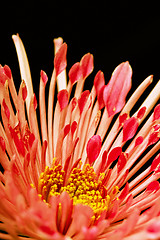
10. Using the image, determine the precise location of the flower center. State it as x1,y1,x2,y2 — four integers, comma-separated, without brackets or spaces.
38,163,113,216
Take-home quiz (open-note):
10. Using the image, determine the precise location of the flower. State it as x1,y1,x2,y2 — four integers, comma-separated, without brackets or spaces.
0,34,160,240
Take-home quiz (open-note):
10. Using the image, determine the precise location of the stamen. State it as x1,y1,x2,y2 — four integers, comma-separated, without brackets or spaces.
37,163,117,216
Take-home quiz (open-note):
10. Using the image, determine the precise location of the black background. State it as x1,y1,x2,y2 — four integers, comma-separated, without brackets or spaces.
0,2,160,96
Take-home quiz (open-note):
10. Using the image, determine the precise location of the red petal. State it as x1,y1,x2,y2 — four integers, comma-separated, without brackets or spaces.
97,85,105,110
54,43,67,76
119,182,129,201
148,132,159,146
22,81,27,101
86,135,102,164
80,53,94,79
147,220,160,236
117,152,127,174
11,161,19,175
71,97,77,111
9,126,25,157
57,89,68,111
123,117,139,142
94,70,105,95
153,104,160,121
0,136,6,152
64,124,70,137
39,225,55,236
146,181,160,193
107,199,119,221
40,70,48,85
71,121,77,135
103,62,132,117
150,154,160,172
134,136,143,147
106,147,122,168
118,113,128,128
0,66,7,85
78,90,90,114
69,62,82,85
137,106,146,119
29,133,35,147
33,94,37,110
2,99,10,120
3,65,12,79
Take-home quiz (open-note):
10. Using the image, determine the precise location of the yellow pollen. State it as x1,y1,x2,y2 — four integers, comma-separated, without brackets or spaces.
37,163,118,216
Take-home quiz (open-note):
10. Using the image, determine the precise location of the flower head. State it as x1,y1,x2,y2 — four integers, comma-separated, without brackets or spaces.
0,34,160,240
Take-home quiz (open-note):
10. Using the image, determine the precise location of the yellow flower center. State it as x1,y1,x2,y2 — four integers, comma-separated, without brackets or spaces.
38,163,115,216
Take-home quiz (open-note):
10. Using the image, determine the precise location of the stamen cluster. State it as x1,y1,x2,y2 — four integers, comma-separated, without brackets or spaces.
38,163,111,216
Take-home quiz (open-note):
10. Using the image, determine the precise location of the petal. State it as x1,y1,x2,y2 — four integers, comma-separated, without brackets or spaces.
137,106,146,119
123,117,139,142
106,147,122,168
103,62,132,117
117,152,127,174
57,89,68,111
78,90,90,114
69,62,82,85
86,135,102,164
40,70,48,85
80,53,94,79
150,154,160,172
54,43,67,77
94,70,105,94
153,104,160,121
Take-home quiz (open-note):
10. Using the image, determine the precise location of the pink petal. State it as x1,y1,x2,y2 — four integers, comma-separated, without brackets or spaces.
82,226,98,240
54,43,67,77
123,117,139,142
147,220,160,238
57,89,68,111
107,199,119,222
103,62,132,117
69,62,82,85
80,53,94,79
86,135,102,164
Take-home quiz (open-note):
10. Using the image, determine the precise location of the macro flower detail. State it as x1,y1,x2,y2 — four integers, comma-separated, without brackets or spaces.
0,35,160,240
